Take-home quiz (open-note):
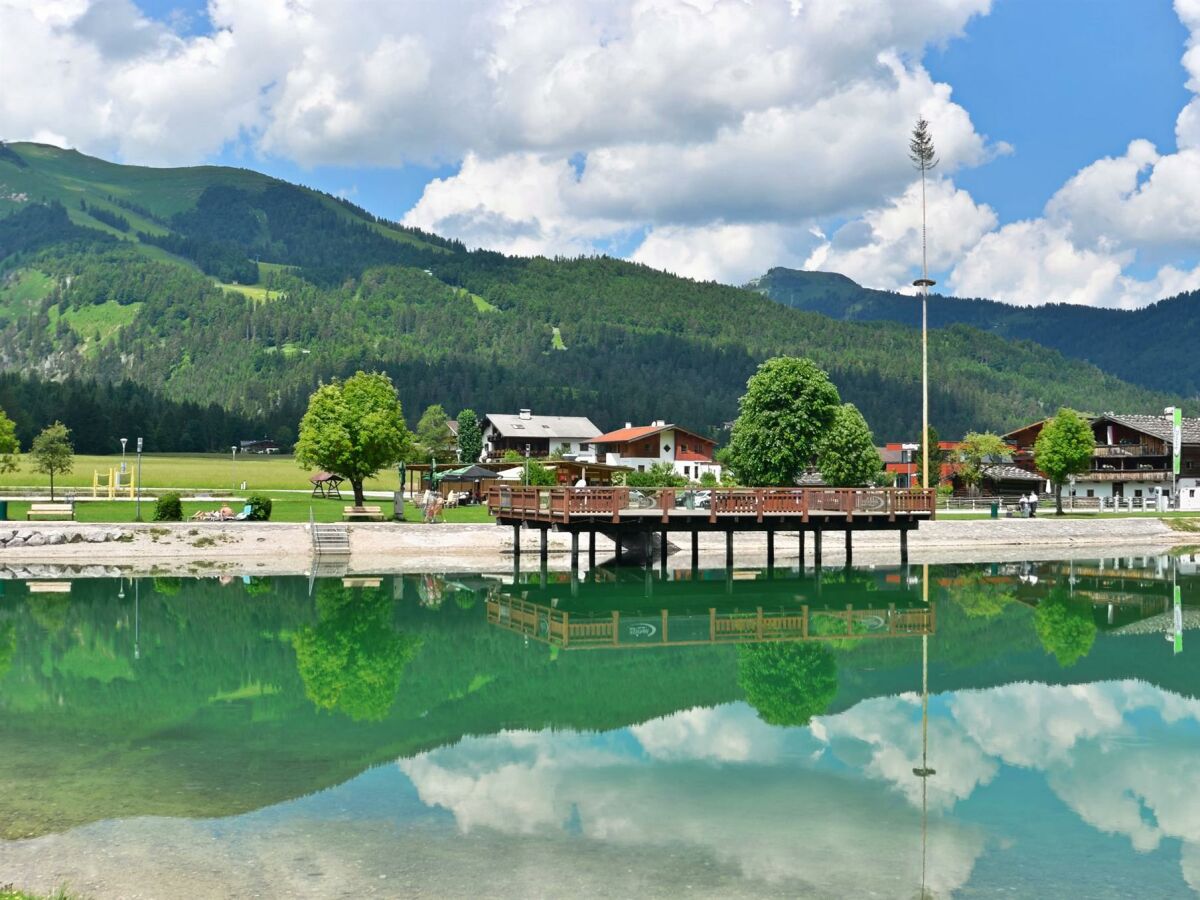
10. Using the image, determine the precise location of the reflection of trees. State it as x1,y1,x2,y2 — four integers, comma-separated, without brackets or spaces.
27,594,71,633
737,642,837,726
0,621,14,680
292,583,422,721
1034,588,1097,668
950,572,1016,620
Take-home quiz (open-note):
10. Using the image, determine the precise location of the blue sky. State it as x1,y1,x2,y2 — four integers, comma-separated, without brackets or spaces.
5,0,1200,307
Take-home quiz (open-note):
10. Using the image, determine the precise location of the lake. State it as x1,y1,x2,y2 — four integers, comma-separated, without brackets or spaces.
0,556,1197,898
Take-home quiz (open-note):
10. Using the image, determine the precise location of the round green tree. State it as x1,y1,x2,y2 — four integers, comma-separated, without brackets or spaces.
726,357,841,486
1034,588,1097,667
818,403,882,487
296,371,414,506
1034,408,1095,514
415,403,455,462
737,642,838,727
0,405,20,474
31,421,73,501
292,583,422,721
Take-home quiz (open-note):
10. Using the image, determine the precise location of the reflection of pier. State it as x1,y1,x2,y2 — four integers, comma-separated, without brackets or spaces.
486,595,935,649
489,486,935,568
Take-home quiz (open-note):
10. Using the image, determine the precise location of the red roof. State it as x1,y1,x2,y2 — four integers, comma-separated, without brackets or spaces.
676,449,713,462
592,424,671,443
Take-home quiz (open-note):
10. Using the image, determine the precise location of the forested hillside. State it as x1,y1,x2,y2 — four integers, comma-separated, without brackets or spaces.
0,141,1179,450
750,267,1200,397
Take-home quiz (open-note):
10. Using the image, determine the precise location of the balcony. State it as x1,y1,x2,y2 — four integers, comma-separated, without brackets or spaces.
1093,444,1166,459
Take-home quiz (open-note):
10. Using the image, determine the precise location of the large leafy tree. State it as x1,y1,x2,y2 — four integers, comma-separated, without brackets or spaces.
456,408,482,462
736,642,838,727
31,421,73,500
1034,408,1095,514
1034,588,1097,667
726,356,841,486
292,583,422,721
955,431,1010,495
295,371,413,506
415,403,455,462
819,403,882,487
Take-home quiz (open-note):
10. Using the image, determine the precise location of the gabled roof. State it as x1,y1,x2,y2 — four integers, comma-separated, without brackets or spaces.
1097,412,1200,444
593,423,716,444
483,413,600,439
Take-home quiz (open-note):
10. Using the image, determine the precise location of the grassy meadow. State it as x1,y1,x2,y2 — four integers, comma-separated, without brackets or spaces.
3,497,493,524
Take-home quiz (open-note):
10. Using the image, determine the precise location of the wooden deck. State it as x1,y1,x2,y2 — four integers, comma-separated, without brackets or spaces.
487,595,936,649
488,486,935,527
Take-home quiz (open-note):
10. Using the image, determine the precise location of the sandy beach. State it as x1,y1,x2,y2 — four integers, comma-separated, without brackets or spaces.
0,516,1191,577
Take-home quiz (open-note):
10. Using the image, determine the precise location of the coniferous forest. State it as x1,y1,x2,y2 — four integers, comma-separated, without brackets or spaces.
0,141,1179,451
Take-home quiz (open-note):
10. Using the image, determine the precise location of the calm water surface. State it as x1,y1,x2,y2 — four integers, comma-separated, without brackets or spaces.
0,556,1197,898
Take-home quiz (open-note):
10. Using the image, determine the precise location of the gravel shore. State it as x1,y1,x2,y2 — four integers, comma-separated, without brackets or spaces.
0,516,1189,576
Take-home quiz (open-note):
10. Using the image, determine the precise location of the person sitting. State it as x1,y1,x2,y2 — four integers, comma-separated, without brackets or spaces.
219,504,235,520
1018,494,1028,517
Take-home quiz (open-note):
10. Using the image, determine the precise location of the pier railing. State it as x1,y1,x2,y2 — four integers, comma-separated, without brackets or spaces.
488,485,935,524
487,596,935,649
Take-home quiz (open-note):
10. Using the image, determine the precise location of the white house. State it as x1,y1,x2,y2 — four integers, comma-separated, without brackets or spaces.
480,410,601,462
592,421,721,480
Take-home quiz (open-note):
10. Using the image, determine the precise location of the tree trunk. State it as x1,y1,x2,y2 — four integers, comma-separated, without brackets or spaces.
352,479,365,506
1055,482,1063,516
49,472,55,502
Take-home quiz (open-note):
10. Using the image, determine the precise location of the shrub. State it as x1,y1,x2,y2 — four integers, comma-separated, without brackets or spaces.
699,471,719,487
247,493,273,521
153,491,182,521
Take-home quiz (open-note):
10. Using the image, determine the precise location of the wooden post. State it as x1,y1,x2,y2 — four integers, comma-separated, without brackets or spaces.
570,531,579,572
661,608,669,643
563,611,570,648
725,530,734,568
589,531,597,569
814,529,823,568
845,529,852,566
612,610,620,645
691,530,699,570
900,527,909,564
766,530,775,570
756,606,764,639
709,607,717,640
540,527,549,564
513,524,522,564
798,530,805,568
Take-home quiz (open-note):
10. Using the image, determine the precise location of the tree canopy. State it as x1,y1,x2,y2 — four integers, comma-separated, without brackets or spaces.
726,356,841,486
1033,588,1097,668
1034,408,1095,514
955,431,1010,494
31,421,73,500
0,406,19,474
415,403,455,462
456,408,482,463
818,403,882,487
736,642,838,727
295,371,413,505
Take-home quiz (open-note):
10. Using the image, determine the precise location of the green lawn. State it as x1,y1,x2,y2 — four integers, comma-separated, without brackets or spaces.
0,453,404,493
3,497,494,524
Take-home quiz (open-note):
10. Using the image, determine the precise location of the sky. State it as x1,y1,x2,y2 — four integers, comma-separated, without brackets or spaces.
4,0,1200,308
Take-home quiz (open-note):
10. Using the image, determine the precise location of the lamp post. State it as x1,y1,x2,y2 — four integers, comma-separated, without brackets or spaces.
135,437,143,521
525,443,531,486
1165,406,1181,509
120,437,128,475
231,445,239,492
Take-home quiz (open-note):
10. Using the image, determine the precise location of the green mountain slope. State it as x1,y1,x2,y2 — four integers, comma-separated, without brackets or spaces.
0,142,1180,449
749,267,1200,397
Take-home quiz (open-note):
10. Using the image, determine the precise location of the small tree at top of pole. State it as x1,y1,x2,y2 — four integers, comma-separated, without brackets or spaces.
909,118,938,490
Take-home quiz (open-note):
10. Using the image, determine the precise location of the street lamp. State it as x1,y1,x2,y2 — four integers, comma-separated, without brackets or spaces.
525,443,531,486
231,445,238,492
1165,406,1181,509
120,437,128,475
135,437,143,521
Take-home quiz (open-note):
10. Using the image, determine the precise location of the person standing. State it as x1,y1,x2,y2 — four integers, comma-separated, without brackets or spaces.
1028,490,1039,517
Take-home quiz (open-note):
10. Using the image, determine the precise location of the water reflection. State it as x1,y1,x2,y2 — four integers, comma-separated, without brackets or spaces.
0,556,1196,897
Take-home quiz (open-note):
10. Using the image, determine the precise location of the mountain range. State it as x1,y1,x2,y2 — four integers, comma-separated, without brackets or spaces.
0,141,1185,452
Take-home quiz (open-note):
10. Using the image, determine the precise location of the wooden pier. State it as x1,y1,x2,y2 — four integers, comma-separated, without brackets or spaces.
487,485,935,568
487,595,936,649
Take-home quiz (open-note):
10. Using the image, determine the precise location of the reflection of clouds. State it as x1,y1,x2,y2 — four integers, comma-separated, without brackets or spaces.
630,704,783,763
400,708,985,896
815,694,999,811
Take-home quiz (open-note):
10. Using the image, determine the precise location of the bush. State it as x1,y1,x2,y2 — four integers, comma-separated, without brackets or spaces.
246,493,273,521
153,491,182,521
626,461,687,488
699,471,719,487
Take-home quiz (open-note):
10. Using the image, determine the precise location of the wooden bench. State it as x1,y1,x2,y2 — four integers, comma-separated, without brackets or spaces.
28,503,74,521
343,505,385,521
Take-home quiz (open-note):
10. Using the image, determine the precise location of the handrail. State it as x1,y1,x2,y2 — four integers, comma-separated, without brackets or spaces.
487,485,935,523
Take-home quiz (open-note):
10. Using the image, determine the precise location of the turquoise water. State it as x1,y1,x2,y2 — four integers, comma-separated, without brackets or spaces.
0,557,1197,898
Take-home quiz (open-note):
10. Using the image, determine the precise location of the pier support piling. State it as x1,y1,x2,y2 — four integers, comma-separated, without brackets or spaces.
798,530,805,569
900,527,909,564
845,530,853,567
589,531,597,570
725,531,734,569
814,530,823,568
570,531,579,572
513,524,522,564
766,530,775,572
691,531,699,570
539,527,548,565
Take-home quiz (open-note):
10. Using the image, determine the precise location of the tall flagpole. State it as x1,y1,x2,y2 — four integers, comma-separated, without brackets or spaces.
910,119,937,490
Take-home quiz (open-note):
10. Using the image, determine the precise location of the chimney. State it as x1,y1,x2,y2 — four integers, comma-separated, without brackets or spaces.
652,419,665,427
625,422,632,429
519,409,532,420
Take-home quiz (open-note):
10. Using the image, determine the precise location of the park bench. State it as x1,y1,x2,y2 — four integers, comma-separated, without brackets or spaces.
28,503,74,521
343,505,385,522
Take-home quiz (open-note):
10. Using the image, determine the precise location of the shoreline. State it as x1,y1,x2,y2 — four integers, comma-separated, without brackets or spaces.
0,516,1190,576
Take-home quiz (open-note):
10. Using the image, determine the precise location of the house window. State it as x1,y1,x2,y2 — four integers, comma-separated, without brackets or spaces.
683,465,690,477
638,465,645,472
1134,489,1143,498
681,443,688,452
579,443,590,451
1086,489,1095,497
